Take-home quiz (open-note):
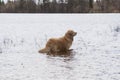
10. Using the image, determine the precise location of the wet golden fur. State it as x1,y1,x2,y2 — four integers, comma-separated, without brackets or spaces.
39,30,77,55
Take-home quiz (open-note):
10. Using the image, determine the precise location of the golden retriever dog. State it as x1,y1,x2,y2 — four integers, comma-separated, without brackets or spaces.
39,30,77,55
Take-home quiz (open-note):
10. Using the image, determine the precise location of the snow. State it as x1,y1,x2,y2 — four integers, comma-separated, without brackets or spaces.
0,14,120,80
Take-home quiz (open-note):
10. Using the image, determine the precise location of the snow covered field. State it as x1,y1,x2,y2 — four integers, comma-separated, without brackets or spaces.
0,14,120,80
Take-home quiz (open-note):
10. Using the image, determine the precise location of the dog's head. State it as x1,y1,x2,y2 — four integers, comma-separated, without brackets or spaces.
65,30,77,40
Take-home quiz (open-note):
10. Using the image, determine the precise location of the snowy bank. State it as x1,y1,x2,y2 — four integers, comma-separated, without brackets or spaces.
0,14,120,80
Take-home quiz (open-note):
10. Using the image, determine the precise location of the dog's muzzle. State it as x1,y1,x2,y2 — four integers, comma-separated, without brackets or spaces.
74,32,77,36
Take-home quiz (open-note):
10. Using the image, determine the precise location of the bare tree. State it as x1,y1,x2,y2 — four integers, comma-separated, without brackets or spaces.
5,0,16,12
89,0,93,12
58,0,65,13
0,0,5,12
67,0,74,12
77,0,89,13
50,0,57,12
43,0,50,12
26,0,36,13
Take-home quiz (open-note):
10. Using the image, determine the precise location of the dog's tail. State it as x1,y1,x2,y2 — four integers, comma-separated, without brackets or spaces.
38,47,50,53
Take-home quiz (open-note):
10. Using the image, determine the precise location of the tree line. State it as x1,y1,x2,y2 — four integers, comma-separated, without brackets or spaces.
0,0,120,13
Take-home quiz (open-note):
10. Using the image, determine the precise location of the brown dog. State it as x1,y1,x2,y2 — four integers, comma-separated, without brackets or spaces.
39,30,77,54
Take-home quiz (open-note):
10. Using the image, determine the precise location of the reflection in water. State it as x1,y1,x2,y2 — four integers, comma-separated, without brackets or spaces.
46,49,76,57
42,50,77,80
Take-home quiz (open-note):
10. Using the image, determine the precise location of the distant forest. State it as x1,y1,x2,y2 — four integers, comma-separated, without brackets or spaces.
0,0,120,13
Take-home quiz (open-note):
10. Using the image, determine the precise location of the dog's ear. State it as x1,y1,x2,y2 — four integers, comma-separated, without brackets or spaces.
68,31,73,36
67,30,77,36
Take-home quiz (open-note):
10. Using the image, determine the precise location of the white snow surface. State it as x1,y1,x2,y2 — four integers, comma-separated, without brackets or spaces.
0,14,120,80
